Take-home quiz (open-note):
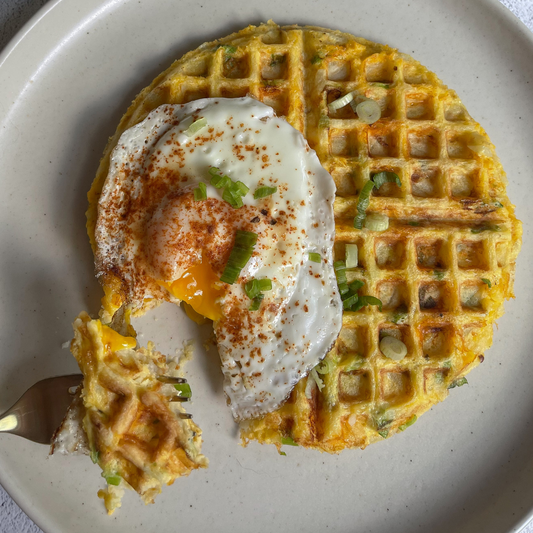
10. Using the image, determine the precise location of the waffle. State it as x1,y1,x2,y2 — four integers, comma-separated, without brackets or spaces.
66,312,207,514
86,21,521,453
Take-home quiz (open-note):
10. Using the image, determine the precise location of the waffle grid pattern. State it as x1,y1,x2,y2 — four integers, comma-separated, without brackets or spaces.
88,22,521,453
70,313,207,513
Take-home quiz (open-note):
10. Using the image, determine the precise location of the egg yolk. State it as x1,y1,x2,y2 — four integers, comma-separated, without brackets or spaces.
101,324,137,351
161,256,224,322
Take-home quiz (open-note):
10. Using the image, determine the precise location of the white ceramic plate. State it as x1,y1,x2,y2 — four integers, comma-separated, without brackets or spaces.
1,1,532,532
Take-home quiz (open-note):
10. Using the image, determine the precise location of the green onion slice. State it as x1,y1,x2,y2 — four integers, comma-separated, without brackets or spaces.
471,224,500,234
378,430,389,439
244,278,272,299
398,415,417,432
343,294,359,310
345,244,358,268
104,473,121,486
448,377,468,389
281,436,298,446
232,181,250,196
222,187,244,208
220,230,258,284
184,117,207,137
254,186,277,199
433,270,445,281
481,278,492,288
249,294,264,311
353,181,375,229
316,358,334,375
380,336,408,361
372,171,401,189
193,182,207,202
328,91,355,111
349,280,364,293
309,252,321,263
353,295,383,312
218,44,237,54
90,449,100,464
174,383,192,398
310,368,324,391
355,99,381,124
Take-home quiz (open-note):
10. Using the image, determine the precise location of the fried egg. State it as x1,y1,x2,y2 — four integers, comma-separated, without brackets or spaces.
95,97,342,420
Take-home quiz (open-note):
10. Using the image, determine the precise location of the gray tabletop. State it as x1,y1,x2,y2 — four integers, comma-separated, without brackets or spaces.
1,1,532,532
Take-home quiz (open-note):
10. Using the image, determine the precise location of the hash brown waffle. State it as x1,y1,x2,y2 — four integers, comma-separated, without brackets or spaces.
87,21,521,453
68,312,207,513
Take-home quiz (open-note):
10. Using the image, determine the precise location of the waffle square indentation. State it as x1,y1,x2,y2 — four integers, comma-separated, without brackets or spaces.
416,239,447,269
411,165,443,198
456,241,487,270
379,370,413,406
222,54,250,79
261,53,288,80
376,281,409,311
407,128,439,159
375,238,406,270
405,91,435,120
327,60,351,81
338,371,372,403
421,324,454,360
330,129,358,157
418,282,450,311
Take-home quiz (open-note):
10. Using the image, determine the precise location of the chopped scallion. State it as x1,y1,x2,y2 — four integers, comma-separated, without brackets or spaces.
433,270,445,281
309,252,321,263
471,224,500,234
184,117,207,137
448,377,468,389
249,294,264,311
104,473,121,486
90,449,99,464
254,186,277,199
481,278,492,288
218,44,237,54
174,383,192,398
380,336,408,361
372,171,401,189
244,278,272,299
232,181,250,196
345,244,358,268
281,436,298,446
316,358,334,375
353,181,375,229
352,295,383,312
328,91,355,112
343,294,359,309
349,280,364,293
398,415,417,432
378,430,389,439
222,187,244,208
310,368,324,391
354,99,381,124
220,230,258,284
193,182,207,202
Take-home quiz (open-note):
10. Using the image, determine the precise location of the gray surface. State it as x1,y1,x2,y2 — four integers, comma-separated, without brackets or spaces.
0,0,532,532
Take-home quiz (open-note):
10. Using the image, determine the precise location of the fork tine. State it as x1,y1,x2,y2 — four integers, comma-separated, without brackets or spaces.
169,396,189,402
157,376,187,384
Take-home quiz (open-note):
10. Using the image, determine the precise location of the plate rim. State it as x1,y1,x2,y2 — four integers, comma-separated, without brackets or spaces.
0,0,532,532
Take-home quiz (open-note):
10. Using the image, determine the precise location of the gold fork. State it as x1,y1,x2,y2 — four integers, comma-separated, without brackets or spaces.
0,375,192,444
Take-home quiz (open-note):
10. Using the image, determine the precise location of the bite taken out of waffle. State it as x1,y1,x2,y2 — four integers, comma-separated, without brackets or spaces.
84,20,520,456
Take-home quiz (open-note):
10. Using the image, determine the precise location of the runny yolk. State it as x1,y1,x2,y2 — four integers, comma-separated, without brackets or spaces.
101,324,137,351
162,257,224,322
